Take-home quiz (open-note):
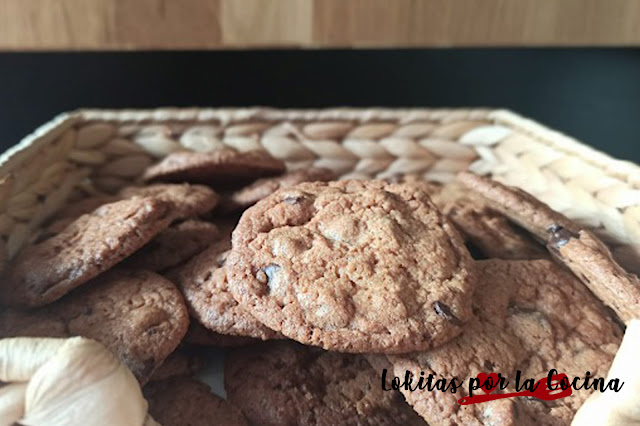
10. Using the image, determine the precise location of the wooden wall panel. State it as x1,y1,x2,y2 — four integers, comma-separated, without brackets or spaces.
0,0,639,50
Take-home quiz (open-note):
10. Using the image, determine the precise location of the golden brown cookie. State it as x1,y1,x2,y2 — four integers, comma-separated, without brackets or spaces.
145,377,248,426
389,259,623,425
118,183,220,219
124,220,219,272
1,197,174,307
169,231,279,340
227,180,475,353
142,149,286,186
0,269,189,383
225,341,426,426
221,167,336,213
457,171,640,324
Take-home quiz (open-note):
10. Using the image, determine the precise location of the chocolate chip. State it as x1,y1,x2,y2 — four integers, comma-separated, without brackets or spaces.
284,195,304,205
256,270,268,284
256,264,281,285
434,301,462,326
547,224,577,248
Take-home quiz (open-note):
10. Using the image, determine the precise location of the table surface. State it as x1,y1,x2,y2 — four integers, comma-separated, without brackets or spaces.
1,0,640,50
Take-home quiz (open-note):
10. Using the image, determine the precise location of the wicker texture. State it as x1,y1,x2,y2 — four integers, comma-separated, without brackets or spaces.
1,108,639,275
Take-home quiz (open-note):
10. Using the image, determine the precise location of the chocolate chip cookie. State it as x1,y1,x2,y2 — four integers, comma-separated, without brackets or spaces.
221,167,335,213
225,341,426,426
145,377,248,426
389,259,623,425
227,180,475,353
142,149,286,186
169,230,280,340
124,220,219,272
2,197,174,307
0,269,189,383
458,171,640,324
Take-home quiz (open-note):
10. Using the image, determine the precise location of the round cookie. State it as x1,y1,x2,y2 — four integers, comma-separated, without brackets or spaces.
0,269,189,383
224,341,427,426
142,149,286,186
388,259,623,425
124,220,220,272
119,183,220,219
221,167,336,213
457,171,640,324
430,182,548,260
226,180,475,353
144,377,248,426
1,197,174,307
169,231,280,340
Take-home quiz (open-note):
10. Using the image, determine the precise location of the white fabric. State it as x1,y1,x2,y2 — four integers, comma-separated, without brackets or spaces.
572,320,640,425
0,336,159,426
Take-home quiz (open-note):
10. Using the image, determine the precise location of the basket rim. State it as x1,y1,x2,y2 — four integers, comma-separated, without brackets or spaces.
3,107,639,187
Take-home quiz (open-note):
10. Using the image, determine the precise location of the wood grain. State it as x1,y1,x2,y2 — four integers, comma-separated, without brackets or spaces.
0,0,639,50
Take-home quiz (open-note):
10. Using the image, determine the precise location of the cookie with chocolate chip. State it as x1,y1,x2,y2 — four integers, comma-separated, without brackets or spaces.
1,197,174,307
225,341,426,426
388,259,623,425
169,228,280,340
221,167,336,213
145,377,248,426
457,171,640,324
0,269,189,383
227,180,475,353
142,149,286,186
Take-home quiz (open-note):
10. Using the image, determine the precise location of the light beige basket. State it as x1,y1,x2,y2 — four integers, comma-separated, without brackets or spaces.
2,107,640,279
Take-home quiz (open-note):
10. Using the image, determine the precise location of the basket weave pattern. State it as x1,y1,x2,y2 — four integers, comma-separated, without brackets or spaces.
1,108,639,273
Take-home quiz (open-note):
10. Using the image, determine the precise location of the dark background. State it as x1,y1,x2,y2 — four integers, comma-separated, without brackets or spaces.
1,49,639,161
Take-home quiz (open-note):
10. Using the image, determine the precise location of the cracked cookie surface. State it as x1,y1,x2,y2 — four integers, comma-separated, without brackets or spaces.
0,269,189,383
225,340,426,426
2,197,174,307
389,259,623,426
227,180,475,353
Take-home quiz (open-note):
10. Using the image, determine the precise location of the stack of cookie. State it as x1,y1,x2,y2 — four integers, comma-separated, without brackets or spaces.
0,147,634,426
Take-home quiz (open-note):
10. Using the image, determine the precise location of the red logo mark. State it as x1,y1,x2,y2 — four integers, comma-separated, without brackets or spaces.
458,373,573,405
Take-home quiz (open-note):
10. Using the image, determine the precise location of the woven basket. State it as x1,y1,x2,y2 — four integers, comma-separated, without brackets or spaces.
2,107,640,276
